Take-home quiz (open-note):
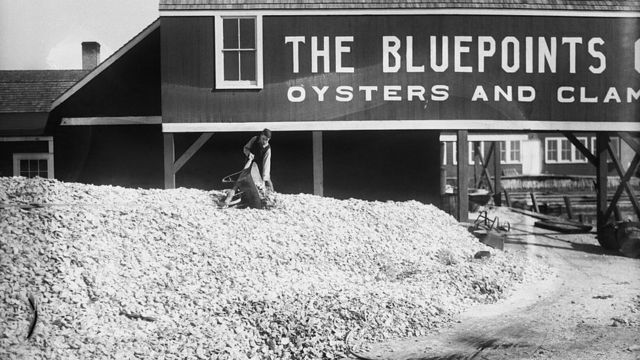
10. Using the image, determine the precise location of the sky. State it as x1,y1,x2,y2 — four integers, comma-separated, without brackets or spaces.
0,0,159,70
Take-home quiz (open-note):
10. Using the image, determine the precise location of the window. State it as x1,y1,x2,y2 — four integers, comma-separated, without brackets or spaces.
452,141,457,165
500,140,522,164
214,15,263,89
509,140,521,163
591,136,620,163
13,153,54,178
573,137,588,163
545,137,588,164
441,142,447,165
468,141,484,165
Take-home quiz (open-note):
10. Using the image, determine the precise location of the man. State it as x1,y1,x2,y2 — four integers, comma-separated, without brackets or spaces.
243,128,274,192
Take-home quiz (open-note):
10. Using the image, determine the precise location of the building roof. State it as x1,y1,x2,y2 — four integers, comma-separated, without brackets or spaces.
0,70,88,113
159,0,640,11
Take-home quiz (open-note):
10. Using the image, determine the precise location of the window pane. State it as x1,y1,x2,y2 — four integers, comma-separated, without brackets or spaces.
561,140,572,161
547,140,557,161
20,160,29,172
224,51,239,80
239,18,255,49
510,141,520,162
38,170,48,178
223,18,239,49
39,159,47,172
499,141,506,162
240,51,256,81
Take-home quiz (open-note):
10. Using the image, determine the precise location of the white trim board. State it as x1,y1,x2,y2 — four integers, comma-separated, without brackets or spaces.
50,19,160,111
0,136,53,142
439,134,529,142
162,120,640,133
159,9,640,18
61,116,162,126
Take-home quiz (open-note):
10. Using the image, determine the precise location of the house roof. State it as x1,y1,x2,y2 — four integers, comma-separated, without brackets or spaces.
159,0,640,11
0,70,89,113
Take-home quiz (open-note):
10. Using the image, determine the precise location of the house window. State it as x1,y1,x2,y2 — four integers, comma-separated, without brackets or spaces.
499,140,522,164
545,137,589,164
214,15,263,89
13,153,54,178
509,140,521,163
468,141,484,165
572,137,588,163
452,141,457,165
441,142,447,165
591,136,620,162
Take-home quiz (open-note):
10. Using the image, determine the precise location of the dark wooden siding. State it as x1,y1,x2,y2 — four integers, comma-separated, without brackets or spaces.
161,15,639,125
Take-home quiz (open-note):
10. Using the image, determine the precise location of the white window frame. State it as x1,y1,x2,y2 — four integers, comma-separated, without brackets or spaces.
499,140,522,164
441,142,447,165
13,153,54,178
545,137,589,164
468,141,484,165
214,15,263,89
452,142,457,165
572,137,589,163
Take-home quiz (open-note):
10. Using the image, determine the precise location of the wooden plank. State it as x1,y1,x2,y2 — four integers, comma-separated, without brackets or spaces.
503,189,511,207
173,133,214,173
61,116,162,126
562,132,597,166
164,133,176,189
312,131,324,196
563,196,574,220
481,142,495,193
493,141,502,206
596,133,609,227
530,192,540,213
456,130,469,222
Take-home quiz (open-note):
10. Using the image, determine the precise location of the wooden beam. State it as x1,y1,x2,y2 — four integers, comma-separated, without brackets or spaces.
603,152,640,221
530,192,540,213
618,132,640,154
596,133,609,228
478,142,495,193
563,196,574,220
312,131,324,196
562,132,597,166
173,133,214,173
164,133,175,189
0,136,53,142
61,116,162,126
493,141,502,206
456,130,469,222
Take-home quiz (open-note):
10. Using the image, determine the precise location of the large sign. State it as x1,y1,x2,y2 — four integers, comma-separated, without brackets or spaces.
161,15,640,128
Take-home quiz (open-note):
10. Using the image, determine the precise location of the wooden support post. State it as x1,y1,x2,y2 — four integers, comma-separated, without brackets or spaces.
530,192,540,213
173,133,214,173
163,133,175,189
563,196,573,220
457,130,469,222
503,189,511,207
312,131,323,196
596,132,609,230
493,141,502,206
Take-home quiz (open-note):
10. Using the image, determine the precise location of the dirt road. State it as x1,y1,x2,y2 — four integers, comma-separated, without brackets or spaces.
352,208,640,360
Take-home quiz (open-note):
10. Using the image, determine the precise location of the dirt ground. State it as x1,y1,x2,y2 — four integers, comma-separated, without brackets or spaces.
351,207,640,360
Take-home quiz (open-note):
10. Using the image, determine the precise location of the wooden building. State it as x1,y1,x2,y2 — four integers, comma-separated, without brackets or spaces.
2,0,639,243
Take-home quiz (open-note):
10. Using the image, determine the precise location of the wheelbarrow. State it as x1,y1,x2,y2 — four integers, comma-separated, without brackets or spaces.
469,211,510,250
220,161,266,209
